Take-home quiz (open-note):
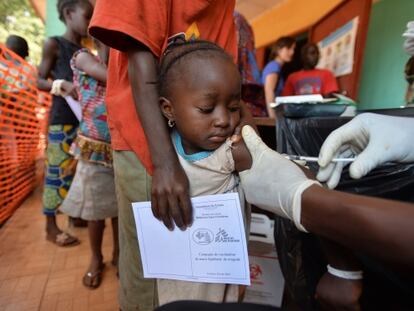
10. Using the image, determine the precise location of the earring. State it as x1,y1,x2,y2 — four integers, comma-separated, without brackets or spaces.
168,119,175,128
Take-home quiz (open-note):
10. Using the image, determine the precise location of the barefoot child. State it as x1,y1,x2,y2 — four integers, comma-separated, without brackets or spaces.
37,0,93,246
156,40,252,304
60,40,118,289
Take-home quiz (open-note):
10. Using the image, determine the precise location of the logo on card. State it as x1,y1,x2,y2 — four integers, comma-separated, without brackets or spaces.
250,263,263,280
215,228,240,243
193,229,214,245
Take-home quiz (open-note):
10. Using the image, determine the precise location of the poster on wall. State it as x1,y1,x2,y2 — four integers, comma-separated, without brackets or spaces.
317,17,359,77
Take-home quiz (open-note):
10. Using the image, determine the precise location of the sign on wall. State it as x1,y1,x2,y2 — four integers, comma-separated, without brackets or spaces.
317,17,359,77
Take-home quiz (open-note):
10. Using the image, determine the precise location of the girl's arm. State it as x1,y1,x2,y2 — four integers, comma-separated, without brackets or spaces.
75,52,107,84
37,38,77,99
37,38,58,91
264,73,278,118
231,138,252,172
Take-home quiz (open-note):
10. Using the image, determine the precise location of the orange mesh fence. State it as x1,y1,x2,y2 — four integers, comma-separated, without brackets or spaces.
0,44,51,224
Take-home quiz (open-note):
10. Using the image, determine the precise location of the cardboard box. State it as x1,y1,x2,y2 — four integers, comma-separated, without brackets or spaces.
244,214,285,307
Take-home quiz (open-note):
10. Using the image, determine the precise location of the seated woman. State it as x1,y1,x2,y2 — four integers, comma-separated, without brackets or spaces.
261,37,296,118
282,43,338,97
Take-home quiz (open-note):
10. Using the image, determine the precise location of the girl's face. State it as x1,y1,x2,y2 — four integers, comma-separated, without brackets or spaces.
278,44,296,63
161,56,241,154
67,4,93,37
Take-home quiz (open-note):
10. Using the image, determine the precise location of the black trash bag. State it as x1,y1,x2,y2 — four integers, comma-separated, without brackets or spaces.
274,217,326,311
273,107,414,310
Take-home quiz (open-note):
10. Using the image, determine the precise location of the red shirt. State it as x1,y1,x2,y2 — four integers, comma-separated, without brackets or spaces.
282,69,338,97
89,0,237,174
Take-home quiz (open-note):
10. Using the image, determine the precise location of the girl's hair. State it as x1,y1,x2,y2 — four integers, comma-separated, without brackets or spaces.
270,36,296,59
57,0,90,23
158,40,234,98
301,43,319,57
6,35,29,59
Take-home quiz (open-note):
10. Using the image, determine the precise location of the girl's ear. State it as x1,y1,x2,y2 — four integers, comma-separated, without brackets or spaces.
63,7,72,22
160,97,174,121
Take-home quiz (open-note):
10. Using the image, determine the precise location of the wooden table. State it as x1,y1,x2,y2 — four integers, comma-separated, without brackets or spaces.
253,117,276,127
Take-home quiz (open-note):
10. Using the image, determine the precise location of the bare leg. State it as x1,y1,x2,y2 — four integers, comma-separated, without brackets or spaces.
83,220,105,288
46,215,79,246
111,217,119,267
69,216,88,227
88,220,105,270
46,215,61,237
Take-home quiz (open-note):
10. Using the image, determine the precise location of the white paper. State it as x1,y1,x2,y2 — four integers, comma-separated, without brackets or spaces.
275,94,324,104
132,193,250,285
64,96,82,121
317,17,359,77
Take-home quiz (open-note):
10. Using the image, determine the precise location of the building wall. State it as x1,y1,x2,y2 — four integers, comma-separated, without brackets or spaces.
44,0,412,110
358,0,414,109
45,0,65,37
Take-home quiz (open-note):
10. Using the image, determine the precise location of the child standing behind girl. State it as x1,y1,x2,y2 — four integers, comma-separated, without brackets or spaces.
60,40,118,289
37,0,93,246
156,40,252,305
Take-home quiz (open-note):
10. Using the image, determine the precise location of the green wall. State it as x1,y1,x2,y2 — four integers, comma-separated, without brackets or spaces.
358,0,414,109
45,0,65,37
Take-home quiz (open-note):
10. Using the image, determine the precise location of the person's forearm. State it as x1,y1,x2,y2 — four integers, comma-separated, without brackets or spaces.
264,87,274,106
302,185,414,268
316,238,363,310
320,238,361,271
264,88,275,118
126,44,192,230
127,47,177,168
37,78,52,92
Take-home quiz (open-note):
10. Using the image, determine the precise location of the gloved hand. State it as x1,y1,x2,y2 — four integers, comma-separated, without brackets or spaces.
403,38,414,56
403,21,414,55
239,125,319,232
317,113,414,189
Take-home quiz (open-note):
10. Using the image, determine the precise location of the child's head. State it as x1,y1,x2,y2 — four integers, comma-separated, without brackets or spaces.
301,43,320,70
159,40,241,154
57,0,93,37
6,35,29,59
270,36,296,63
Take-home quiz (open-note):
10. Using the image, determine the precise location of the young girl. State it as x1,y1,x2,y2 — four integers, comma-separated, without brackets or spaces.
37,0,93,246
156,40,252,305
59,40,118,289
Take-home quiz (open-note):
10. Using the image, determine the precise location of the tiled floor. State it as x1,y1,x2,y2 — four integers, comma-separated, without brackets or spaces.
0,187,119,311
